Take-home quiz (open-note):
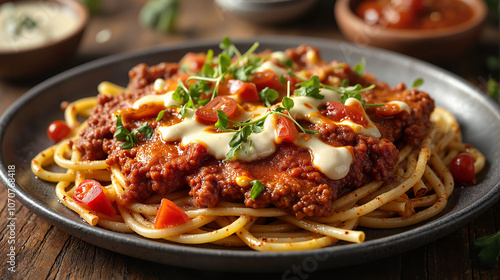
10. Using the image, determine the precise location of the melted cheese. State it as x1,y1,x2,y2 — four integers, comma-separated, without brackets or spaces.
387,101,411,114
145,82,389,181
132,90,183,109
290,89,381,138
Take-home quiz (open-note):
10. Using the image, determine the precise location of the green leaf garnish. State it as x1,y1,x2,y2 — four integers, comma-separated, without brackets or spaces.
215,96,316,161
411,78,424,89
137,122,154,139
181,36,261,103
258,87,279,107
353,58,366,76
295,76,325,99
6,12,38,38
475,231,500,267
250,180,265,200
114,115,154,149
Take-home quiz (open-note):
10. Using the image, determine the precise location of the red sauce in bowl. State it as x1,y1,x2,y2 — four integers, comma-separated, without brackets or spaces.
355,0,474,29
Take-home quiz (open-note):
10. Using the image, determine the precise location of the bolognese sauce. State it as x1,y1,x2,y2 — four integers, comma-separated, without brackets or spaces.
31,38,486,250
74,44,434,219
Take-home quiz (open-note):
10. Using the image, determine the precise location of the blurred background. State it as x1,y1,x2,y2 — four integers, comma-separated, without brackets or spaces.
0,0,498,108
0,0,499,279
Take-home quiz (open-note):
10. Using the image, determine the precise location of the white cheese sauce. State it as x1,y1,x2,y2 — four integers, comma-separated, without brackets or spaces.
0,1,79,51
136,72,410,180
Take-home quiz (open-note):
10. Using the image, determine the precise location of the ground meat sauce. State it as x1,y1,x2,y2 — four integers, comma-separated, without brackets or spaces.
75,45,434,219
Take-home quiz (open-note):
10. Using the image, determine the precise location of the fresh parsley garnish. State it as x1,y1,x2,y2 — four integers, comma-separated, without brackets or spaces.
288,72,378,107
487,78,499,101
114,115,154,149
353,58,366,76
295,76,325,99
250,180,265,200
258,87,279,107
334,84,376,106
6,13,37,38
411,78,424,89
215,94,317,161
182,36,261,101
475,231,500,268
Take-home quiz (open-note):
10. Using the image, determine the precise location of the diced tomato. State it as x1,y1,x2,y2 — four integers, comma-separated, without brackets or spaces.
154,198,190,229
282,73,301,93
275,114,299,144
180,52,207,73
326,101,368,127
250,70,283,92
47,120,71,142
73,179,116,217
196,96,241,124
449,153,476,185
218,79,260,102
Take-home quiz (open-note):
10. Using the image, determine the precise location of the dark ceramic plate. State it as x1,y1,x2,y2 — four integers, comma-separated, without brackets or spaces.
1,37,499,273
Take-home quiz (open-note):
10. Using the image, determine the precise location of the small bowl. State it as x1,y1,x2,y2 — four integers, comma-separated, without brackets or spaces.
334,0,487,61
215,0,317,25
0,0,89,79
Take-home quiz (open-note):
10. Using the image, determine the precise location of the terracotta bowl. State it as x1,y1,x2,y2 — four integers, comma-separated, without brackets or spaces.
0,0,89,79
334,0,487,60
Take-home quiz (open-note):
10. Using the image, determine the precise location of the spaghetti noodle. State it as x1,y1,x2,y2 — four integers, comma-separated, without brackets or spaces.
31,39,485,251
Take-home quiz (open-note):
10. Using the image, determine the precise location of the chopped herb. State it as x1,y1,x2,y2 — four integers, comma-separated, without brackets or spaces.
281,96,294,111
475,231,500,267
411,78,424,89
353,58,366,76
114,115,154,149
6,13,38,38
156,110,166,122
182,36,261,102
287,72,379,107
250,180,265,200
341,79,350,87
283,58,293,68
295,75,325,99
334,84,376,105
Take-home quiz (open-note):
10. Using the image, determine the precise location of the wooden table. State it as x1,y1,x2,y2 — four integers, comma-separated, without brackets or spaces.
1,0,499,278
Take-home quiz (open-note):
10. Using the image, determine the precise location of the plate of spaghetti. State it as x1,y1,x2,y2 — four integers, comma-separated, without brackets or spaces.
1,37,499,272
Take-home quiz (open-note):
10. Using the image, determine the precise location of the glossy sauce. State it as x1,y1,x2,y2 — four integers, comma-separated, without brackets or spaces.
151,87,360,180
